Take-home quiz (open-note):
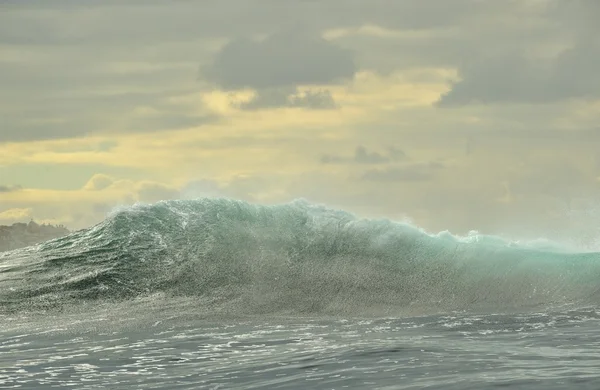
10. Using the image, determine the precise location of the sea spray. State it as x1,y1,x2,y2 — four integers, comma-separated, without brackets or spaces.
1,198,600,316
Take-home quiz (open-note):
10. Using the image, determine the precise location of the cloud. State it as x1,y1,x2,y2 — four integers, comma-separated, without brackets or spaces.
51,140,118,154
321,146,405,164
82,175,180,203
0,207,33,224
0,39,214,143
0,90,217,143
83,174,115,191
1,118,100,143
239,88,337,110
0,185,22,193
203,30,356,90
362,161,444,182
436,1,600,106
0,109,215,145
1,0,600,239
0,175,183,228
0,0,489,47
437,41,600,106
118,111,218,134
135,181,180,203
181,176,284,203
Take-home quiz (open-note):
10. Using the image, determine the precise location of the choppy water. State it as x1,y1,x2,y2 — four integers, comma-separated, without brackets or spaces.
2,198,600,388
3,307,600,389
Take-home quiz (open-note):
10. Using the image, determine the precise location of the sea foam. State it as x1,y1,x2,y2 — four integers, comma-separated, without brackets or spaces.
1,198,599,316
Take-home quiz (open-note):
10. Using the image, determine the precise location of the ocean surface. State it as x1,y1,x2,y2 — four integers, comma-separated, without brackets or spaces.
2,198,600,389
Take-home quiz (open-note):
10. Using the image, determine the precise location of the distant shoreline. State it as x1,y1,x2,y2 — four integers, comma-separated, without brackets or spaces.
0,221,70,252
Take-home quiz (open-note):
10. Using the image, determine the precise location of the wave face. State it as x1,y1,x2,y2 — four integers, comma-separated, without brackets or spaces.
2,198,600,316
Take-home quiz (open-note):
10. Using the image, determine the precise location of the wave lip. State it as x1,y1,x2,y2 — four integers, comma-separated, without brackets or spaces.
1,197,600,315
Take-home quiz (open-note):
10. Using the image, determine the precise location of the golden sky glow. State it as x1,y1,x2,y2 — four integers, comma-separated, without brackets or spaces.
1,1,600,243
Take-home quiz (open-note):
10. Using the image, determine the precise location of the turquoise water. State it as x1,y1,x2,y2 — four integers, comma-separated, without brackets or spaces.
2,198,600,388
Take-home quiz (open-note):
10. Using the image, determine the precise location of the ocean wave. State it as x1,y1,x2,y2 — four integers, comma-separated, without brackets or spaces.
1,198,600,316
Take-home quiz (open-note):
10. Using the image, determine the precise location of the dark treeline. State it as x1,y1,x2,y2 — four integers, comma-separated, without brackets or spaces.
0,220,70,252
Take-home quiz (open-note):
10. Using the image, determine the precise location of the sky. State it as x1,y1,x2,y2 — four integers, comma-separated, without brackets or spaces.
1,0,599,241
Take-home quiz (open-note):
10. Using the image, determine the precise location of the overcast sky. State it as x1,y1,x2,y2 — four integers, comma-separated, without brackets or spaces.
1,0,599,242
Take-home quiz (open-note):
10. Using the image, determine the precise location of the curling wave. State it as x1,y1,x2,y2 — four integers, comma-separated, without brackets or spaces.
1,198,600,315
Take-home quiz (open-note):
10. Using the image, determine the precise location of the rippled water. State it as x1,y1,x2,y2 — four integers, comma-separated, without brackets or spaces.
3,199,600,388
3,307,600,389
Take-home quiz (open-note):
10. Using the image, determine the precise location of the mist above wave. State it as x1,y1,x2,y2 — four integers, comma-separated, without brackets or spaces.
1,198,600,316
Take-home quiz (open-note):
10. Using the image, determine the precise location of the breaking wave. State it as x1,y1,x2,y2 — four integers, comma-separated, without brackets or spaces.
2,198,600,316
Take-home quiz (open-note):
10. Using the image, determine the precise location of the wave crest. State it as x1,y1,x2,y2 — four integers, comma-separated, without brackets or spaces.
1,198,600,315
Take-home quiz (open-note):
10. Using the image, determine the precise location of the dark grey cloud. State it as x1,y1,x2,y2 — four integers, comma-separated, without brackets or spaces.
0,0,488,47
321,146,405,165
0,48,207,142
438,39,600,105
203,30,356,90
349,0,502,31
549,0,600,34
316,1,561,75
362,161,444,182
436,1,600,105
239,87,337,110
51,140,118,154
0,75,215,142
0,185,22,193
2,121,96,143
437,53,549,106
0,112,215,143
1,0,599,147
